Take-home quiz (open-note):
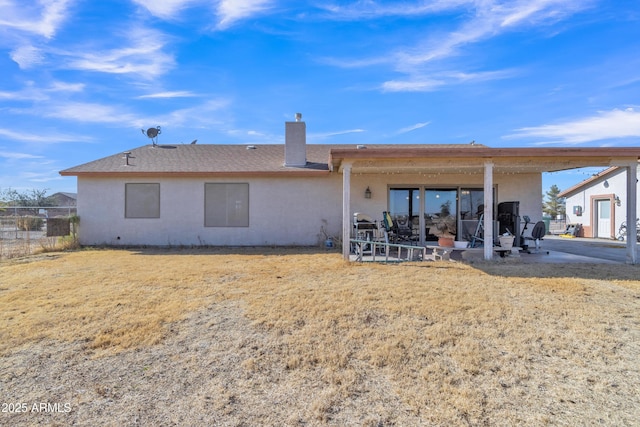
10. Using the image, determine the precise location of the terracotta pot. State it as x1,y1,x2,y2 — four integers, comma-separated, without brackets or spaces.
438,237,455,247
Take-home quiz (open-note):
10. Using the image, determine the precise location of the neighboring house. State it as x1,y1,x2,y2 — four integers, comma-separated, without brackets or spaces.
559,163,640,239
50,192,77,206
60,116,640,262
47,192,77,217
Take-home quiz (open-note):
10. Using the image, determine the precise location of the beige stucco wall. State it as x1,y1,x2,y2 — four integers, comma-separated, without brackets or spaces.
77,175,343,246
348,172,542,222
76,171,542,246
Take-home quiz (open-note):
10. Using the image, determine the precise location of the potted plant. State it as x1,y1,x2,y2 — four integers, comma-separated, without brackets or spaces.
432,200,457,247
433,214,456,247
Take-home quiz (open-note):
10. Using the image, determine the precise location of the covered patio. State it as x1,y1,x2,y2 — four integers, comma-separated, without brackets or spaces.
329,146,640,264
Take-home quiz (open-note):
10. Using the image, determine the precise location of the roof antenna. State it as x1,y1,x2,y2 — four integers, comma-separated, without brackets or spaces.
141,126,161,146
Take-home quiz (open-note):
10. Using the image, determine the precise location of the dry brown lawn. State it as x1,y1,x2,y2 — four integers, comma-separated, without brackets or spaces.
1,248,639,426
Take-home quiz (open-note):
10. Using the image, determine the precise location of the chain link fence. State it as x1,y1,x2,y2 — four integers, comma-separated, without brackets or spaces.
0,206,77,259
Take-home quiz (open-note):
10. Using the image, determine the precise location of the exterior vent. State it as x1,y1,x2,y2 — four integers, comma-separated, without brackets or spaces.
246,145,257,150
357,145,367,149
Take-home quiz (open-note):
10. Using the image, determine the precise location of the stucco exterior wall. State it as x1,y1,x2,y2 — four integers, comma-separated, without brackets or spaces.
77,171,542,246
348,172,542,223
77,175,343,246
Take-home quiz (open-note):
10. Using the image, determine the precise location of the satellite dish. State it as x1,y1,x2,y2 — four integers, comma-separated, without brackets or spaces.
190,139,197,144
141,126,161,146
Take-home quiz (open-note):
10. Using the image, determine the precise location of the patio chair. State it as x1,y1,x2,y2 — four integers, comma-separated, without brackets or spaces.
382,211,414,244
525,221,548,254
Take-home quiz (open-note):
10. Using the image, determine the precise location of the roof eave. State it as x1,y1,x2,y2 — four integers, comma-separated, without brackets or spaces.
59,170,332,178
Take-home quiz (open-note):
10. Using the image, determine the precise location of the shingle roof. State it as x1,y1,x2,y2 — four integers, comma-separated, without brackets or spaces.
60,144,328,176
60,143,475,176
60,143,640,177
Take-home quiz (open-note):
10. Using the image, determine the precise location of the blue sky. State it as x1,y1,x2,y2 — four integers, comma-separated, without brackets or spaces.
1,0,639,196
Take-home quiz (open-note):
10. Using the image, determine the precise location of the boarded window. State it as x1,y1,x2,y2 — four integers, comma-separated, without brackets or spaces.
125,183,160,218
205,183,249,227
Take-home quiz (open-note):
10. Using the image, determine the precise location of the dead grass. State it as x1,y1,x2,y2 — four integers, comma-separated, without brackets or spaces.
1,248,639,426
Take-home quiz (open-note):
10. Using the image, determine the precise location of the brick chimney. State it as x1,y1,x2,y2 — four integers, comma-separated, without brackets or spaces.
284,113,306,167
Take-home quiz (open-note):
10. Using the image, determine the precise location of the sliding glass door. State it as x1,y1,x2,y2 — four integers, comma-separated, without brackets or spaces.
388,186,490,244
388,188,420,240
424,189,457,241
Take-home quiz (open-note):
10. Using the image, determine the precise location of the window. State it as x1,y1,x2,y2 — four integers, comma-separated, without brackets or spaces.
205,183,249,227
125,183,160,218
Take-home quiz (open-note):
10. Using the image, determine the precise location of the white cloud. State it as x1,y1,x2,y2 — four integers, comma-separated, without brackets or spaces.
382,69,516,92
0,150,44,160
159,99,232,127
216,0,274,29
132,0,198,20
323,1,591,92
64,28,175,79
137,91,198,99
318,0,470,20
41,102,140,126
0,128,83,144
395,0,591,68
131,0,275,29
505,108,640,144
47,81,85,92
0,0,72,38
0,81,83,102
10,45,44,69
382,78,445,93
397,122,431,134
309,129,365,140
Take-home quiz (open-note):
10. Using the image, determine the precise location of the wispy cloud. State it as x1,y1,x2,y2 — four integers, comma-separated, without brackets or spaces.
323,1,591,92
158,99,232,128
132,0,198,20
40,102,141,126
137,91,198,99
0,0,72,38
0,81,84,101
504,108,640,144
395,0,591,68
397,122,431,134
64,27,175,79
309,129,366,140
48,81,85,92
0,150,44,160
382,69,517,92
10,45,45,69
0,128,85,144
215,0,275,30
318,0,470,20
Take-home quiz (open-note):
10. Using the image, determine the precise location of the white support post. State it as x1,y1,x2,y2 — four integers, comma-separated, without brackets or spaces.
626,161,638,264
342,163,352,260
483,161,494,260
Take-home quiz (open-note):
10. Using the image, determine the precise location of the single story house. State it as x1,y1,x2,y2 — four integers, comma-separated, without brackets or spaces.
559,162,640,240
60,115,640,262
